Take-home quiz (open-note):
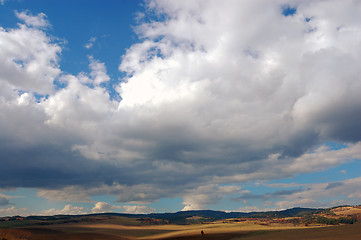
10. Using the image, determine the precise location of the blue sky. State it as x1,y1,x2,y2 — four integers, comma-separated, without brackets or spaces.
0,0,360,216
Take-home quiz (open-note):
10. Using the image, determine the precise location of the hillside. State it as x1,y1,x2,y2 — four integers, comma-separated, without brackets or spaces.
0,206,360,240
1,205,360,227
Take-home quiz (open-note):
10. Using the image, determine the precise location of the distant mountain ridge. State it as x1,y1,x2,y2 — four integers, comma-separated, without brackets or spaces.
149,207,316,218
2,207,319,225
145,207,318,224
2,206,360,227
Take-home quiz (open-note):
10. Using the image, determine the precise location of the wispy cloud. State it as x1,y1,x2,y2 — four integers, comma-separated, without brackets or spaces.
15,10,49,28
274,177,361,209
182,184,247,211
85,37,96,49
234,189,306,201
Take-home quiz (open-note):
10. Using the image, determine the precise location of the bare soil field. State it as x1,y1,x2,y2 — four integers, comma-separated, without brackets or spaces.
1,222,360,240
235,224,361,240
0,227,128,240
154,224,361,240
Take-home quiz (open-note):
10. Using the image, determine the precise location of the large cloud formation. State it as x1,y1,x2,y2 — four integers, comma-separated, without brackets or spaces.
0,0,360,211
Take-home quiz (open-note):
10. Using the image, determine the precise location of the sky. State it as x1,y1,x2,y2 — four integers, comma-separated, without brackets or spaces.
0,0,360,216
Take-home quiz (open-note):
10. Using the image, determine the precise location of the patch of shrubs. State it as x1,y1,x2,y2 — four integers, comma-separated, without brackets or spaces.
286,215,358,225
315,216,338,225
337,216,358,224
305,216,357,225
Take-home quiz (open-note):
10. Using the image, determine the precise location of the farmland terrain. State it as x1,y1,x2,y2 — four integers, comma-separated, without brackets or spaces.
0,205,360,240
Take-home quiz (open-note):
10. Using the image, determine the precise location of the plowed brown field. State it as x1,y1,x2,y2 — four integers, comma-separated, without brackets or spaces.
1,222,360,240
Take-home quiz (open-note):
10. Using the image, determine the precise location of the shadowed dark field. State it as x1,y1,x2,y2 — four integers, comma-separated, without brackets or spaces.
0,227,128,240
148,224,361,240
147,231,254,240
1,224,360,240
235,224,361,240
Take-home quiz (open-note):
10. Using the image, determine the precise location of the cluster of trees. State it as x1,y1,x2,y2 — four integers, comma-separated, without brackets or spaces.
314,216,357,225
138,217,169,225
286,215,358,225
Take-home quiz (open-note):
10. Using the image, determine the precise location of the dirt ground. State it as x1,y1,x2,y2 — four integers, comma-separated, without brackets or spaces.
0,227,128,240
143,231,254,240
1,223,360,240
144,224,361,240
233,224,361,240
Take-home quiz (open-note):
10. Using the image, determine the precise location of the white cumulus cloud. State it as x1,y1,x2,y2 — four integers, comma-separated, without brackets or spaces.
0,1,360,211
92,202,154,214
39,204,87,216
0,206,28,217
